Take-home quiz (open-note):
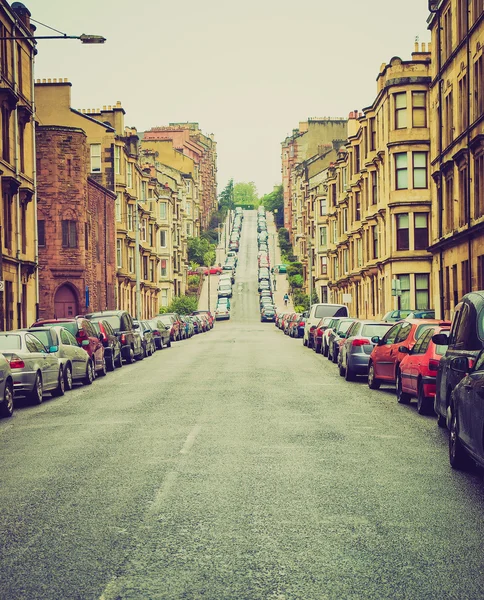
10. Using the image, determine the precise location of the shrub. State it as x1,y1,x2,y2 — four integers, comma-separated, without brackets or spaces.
160,295,198,316
289,274,304,288
188,275,200,287
287,262,303,277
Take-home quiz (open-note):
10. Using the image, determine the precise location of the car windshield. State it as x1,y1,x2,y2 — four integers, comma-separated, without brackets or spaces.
0,335,21,350
361,323,393,337
47,322,78,336
158,316,172,326
314,305,347,318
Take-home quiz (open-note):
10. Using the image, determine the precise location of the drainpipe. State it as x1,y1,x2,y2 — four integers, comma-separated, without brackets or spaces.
436,9,445,318
12,38,21,328
31,52,39,322
135,195,141,320
466,2,472,291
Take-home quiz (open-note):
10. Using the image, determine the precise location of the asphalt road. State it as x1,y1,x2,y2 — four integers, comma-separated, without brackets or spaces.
2,211,484,599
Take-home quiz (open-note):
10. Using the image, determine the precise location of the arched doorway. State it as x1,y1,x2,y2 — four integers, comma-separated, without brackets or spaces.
54,284,78,318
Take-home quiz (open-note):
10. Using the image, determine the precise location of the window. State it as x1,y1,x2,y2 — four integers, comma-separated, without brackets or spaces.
371,225,378,259
413,152,427,189
445,91,454,146
114,145,121,175
445,174,454,231
128,247,134,273
371,171,378,205
459,164,469,226
160,259,167,277
318,197,327,216
412,92,426,128
320,255,328,275
415,274,430,309
395,322,412,344
141,181,147,202
161,289,168,307
186,222,192,236
38,219,45,247
457,0,467,43
357,237,363,267
398,275,411,310
127,204,134,231
127,161,132,188
395,93,407,129
319,226,327,247
355,191,361,221
115,192,122,222
160,202,167,219
475,153,484,218
140,218,147,242
62,221,77,248
321,285,328,303
452,264,459,307
474,55,484,121
343,248,349,274
331,184,337,206
143,256,148,280
90,144,101,173
443,7,453,60
149,224,153,247
2,105,10,162
354,145,360,173
369,117,376,151
458,74,468,132
395,153,408,189
186,201,191,216
462,259,470,296
160,230,167,248
396,214,409,251
149,260,154,282
84,222,89,251
473,0,484,23
116,239,122,268
414,213,429,250
382,324,401,345
332,220,337,244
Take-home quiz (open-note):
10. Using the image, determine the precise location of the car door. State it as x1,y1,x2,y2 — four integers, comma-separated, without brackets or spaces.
26,333,57,388
391,322,412,381
406,330,429,395
458,351,484,454
86,320,103,370
375,324,401,380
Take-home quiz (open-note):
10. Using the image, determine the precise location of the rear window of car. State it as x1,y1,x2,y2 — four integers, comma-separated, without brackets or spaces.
159,316,173,326
314,305,348,319
0,335,21,349
361,324,393,338
98,316,121,331
51,322,78,336
415,323,437,339
91,322,101,333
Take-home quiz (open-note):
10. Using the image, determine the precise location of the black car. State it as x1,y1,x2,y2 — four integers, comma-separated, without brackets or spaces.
147,318,171,349
85,310,143,363
432,291,484,428
447,350,484,470
89,319,123,370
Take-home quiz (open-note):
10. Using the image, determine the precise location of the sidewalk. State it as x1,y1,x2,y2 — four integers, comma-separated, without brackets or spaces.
265,212,294,312
198,213,230,311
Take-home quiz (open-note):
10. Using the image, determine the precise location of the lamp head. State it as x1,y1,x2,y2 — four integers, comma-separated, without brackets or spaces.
79,34,106,44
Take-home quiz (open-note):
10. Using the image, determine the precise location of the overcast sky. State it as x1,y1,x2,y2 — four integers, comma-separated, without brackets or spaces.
31,0,431,197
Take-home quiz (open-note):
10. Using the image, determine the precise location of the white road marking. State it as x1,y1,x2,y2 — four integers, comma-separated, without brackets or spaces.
180,423,201,454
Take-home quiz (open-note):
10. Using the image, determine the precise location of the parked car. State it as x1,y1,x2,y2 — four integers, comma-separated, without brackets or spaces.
338,320,393,381
203,266,223,275
148,317,171,349
28,325,94,388
215,305,230,320
274,264,287,274
303,304,349,347
84,310,143,362
0,331,65,403
88,319,122,371
261,306,276,322
322,318,340,357
134,320,156,356
367,319,450,393
447,350,484,470
398,325,450,414
432,291,484,428
327,318,355,363
0,353,14,418
218,283,233,298
32,317,106,376
161,312,184,341
383,309,436,322
192,310,214,329
311,317,334,352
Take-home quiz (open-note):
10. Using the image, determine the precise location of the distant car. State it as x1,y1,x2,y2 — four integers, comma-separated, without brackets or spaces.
0,331,65,403
338,320,393,381
134,320,156,356
0,353,13,418
84,310,143,362
261,306,276,322
326,318,355,362
218,283,233,298
275,264,287,274
311,317,334,352
148,317,171,349
203,266,223,275
398,325,450,414
217,297,231,310
215,306,230,320
27,325,94,388
191,310,214,329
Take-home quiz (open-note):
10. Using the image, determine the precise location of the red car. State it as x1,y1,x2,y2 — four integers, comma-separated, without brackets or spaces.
397,325,450,414
203,266,223,275
191,310,214,329
311,317,333,352
31,317,106,376
368,319,451,392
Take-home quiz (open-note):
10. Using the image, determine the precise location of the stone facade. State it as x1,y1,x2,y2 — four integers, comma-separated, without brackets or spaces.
36,126,115,319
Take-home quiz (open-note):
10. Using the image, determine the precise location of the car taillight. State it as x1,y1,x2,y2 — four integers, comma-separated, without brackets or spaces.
352,338,371,347
299,321,304,326
101,332,108,342
153,330,159,335
428,358,440,371
310,326,316,331
468,358,475,370
8,354,25,369
120,333,126,344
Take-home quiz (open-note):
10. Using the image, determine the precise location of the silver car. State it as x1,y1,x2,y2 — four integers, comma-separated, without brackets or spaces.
28,326,93,389
0,353,14,418
0,331,63,404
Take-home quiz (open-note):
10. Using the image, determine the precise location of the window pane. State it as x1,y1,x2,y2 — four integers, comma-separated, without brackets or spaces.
415,213,428,228
413,152,426,168
413,92,426,107
413,109,426,128
414,170,427,188
395,153,408,168
397,214,409,228
395,93,407,108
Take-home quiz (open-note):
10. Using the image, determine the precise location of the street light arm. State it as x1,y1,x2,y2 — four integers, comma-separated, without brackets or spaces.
0,34,106,43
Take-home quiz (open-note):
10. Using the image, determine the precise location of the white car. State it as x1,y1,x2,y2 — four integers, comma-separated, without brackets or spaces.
303,304,349,347
0,353,14,418
215,306,230,320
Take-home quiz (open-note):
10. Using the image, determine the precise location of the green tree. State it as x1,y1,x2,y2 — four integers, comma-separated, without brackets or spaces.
188,237,215,266
260,185,283,227
233,181,258,208
160,295,198,316
219,178,234,211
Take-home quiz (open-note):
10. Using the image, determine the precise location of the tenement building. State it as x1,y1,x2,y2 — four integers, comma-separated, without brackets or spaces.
427,0,484,319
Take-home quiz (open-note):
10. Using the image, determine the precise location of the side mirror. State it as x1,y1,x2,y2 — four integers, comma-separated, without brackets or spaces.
133,322,140,329
432,333,449,345
371,336,381,344
49,345,58,353
450,356,470,375
398,346,410,354
81,339,90,347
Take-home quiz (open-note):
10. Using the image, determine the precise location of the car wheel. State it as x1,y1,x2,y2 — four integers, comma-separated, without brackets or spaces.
396,372,411,404
125,347,135,364
323,345,328,357
83,361,94,385
345,365,356,382
166,338,171,348
115,351,123,368
107,352,116,372
136,346,144,361
332,351,338,364
417,381,433,415
64,363,73,390
98,357,107,376
51,368,65,397
303,337,308,347
437,413,447,428
449,407,470,470
339,364,345,377
29,372,43,404
368,362,381,390
0,380,14,418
